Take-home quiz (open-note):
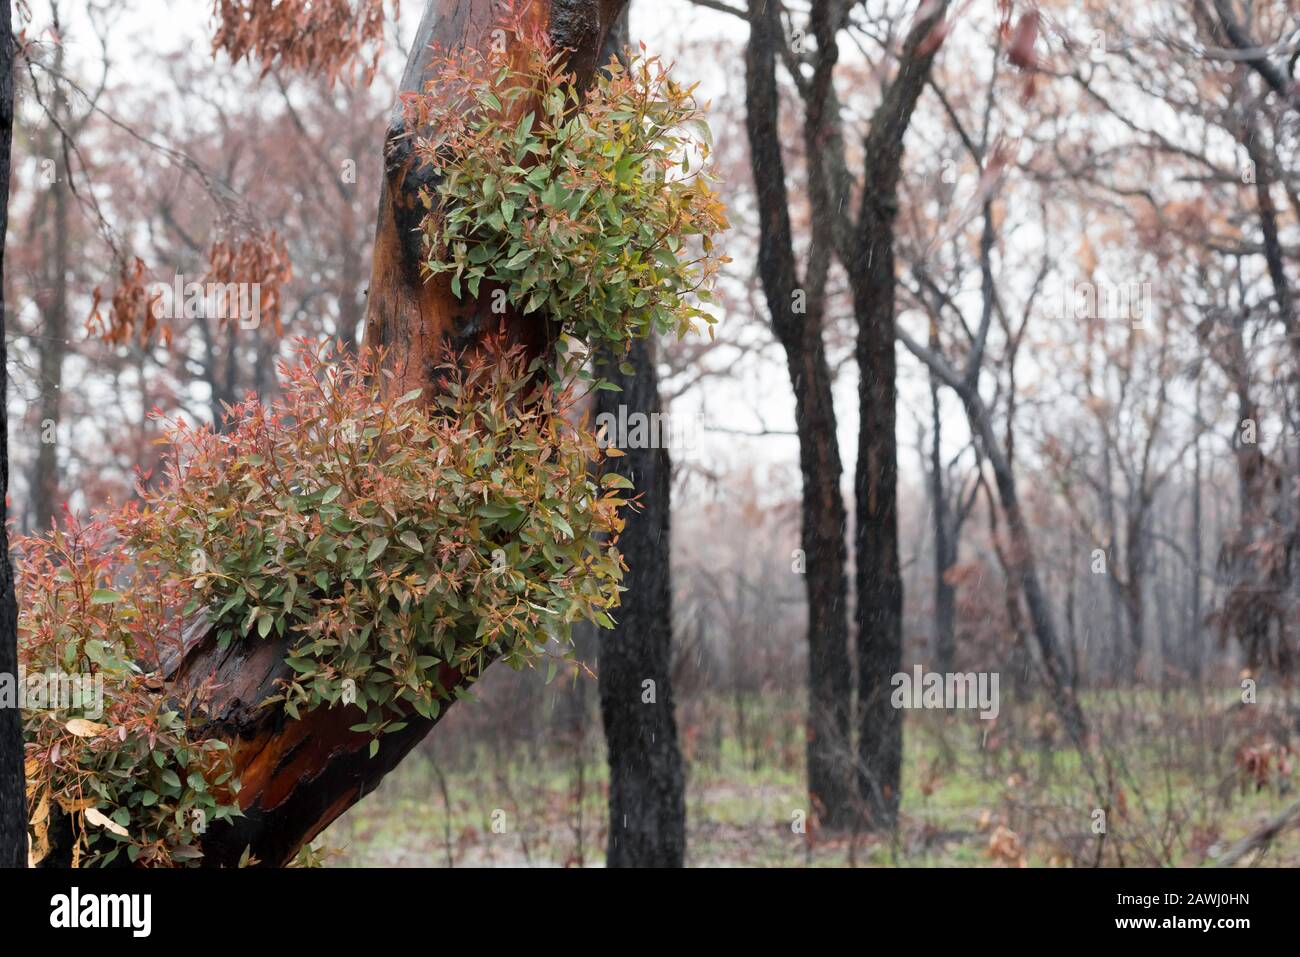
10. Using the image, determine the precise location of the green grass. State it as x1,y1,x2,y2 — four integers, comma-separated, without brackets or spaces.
317,687,1300,867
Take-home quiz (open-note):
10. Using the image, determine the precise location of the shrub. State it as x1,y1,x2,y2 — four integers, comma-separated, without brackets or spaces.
135,341,628,735
18,341,629,865
19,516,239,867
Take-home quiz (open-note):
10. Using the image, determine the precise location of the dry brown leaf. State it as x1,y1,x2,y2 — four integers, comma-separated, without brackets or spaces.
988,824,1024,863
28,792,52,866
66,718,108,738
29,791,50,826
56,796,96,813
84,807,129,838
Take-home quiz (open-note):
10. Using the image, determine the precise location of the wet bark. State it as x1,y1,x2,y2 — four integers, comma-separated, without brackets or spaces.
927,354,957,674
743,0,854,827
0,12,28,869
595,337,686,867
30,39,70,531
363,0,625,393
847,0,950,829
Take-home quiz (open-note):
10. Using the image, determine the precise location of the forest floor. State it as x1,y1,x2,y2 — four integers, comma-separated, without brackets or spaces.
320,686,1300,867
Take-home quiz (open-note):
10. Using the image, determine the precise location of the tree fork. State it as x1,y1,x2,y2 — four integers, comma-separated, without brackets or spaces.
364,0,627,393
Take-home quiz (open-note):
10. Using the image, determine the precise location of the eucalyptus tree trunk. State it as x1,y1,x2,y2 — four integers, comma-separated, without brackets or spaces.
36,0,628,869
0,9,27,870
595,333,686,867
30,35,70,532
849,0,950,830
928,368,957,674
743,0,854,828
591,8,687,867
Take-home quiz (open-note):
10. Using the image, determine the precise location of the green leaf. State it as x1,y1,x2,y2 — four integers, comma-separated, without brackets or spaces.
503,248,534,269
367,537,390,563
90,589,123,605
399,531,424,554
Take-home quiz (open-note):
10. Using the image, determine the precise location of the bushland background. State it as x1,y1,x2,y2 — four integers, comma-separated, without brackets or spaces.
6,0,1300,866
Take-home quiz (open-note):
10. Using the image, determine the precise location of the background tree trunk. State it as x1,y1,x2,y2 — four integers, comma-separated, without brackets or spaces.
848,0,950,830
595,336,687,867
30,36,70,532
928,365,957,674
743,0,854,828
0,10,28,869
592,8,687,867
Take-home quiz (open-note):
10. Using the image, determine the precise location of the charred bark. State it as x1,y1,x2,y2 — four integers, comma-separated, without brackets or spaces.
926,369,959,674
595,335,686,867
364,0,625,394
743,0,854,827
30,34,71,532
0,12,27,869
847,0,949,830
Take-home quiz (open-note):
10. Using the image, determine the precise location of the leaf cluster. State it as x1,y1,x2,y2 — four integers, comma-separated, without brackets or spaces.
410,22,730,364
17,340,629,865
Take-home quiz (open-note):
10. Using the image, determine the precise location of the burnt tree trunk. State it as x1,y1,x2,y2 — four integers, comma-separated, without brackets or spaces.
0,13,27,869
365,0,624,394
595,335,686,867
898,331,1090,743
743,0,854,828
1189,378,1204,682
30,36,70,532
593,8,687,868
848,0,949,830
852,191,905,830
42,0,627,869
961,388,1087,740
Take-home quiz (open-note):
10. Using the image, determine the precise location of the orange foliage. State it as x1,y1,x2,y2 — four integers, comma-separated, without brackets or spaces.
211,0,393,85
87,232,292,347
